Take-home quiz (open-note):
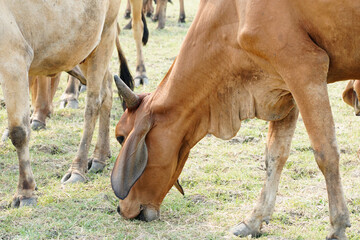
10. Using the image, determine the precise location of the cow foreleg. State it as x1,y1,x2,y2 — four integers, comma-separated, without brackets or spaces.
88,70,112,173
131,0,149,86
0,44,37,207
61,21,117,184
231,107,298,237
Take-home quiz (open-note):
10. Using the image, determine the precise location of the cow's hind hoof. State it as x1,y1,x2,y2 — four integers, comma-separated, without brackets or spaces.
124,10,131,19
61,172,86,184
31,120,46,131
178,14,186,23
67,100,79,109
12,196,37,208
134,76,149,87
88,159,106,173
230,222,261,238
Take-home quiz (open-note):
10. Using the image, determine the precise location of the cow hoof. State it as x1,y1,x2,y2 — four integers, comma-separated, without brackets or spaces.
1,128,9,142
146,12,153,18
124,10,131,19
67,99,79,109
79,85,87,93
12,196,37,208
31,120,46,131
156,24,165,30
134,76,149,87
88,159,106,173
61,172,86,184
178,14,186,23
152,15,159,22
230,223,261,238
123,20,132,30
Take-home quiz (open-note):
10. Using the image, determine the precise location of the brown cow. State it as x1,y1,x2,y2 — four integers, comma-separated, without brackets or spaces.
111,0,357,239
1,0,122,207
342,80,360,116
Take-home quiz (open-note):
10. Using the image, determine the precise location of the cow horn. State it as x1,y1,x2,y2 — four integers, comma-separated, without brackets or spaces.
114,75,140,109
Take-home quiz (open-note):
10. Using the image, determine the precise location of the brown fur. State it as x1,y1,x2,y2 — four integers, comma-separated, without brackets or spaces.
112,0,358,238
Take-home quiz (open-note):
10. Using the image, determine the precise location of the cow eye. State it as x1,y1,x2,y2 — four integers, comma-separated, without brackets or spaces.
117,136,125,145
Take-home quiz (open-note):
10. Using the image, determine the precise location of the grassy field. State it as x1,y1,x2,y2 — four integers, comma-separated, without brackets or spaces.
1,1,360,239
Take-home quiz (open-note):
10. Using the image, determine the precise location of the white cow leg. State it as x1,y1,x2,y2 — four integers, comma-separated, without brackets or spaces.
0,40,36,207
231,107,298,237
61,21,117,184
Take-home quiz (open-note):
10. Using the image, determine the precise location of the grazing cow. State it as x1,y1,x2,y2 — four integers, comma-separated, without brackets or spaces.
111,0,358,238
342,80,360,116
1,0,122,207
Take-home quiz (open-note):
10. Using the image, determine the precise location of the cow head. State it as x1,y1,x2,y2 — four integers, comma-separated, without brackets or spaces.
111,76,186,221
342,80,360,116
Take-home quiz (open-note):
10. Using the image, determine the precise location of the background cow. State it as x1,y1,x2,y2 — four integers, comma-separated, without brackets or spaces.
111,0,358,239
0,0,122,207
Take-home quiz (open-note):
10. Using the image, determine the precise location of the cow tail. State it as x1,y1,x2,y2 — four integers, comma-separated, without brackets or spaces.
142,13,149,46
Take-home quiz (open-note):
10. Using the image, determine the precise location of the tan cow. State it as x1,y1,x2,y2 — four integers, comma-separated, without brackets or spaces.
0,0,122,207
111,0,358,239
342,80,360,116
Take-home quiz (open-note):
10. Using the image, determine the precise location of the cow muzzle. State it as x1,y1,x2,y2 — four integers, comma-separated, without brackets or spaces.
117,204,160,222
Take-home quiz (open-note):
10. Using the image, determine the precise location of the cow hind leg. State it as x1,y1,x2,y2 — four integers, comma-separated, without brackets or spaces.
59,75,81,109
131,0,149,87
231,107,298,237
0,47,37,207
61,21,117,184
88,71,112,173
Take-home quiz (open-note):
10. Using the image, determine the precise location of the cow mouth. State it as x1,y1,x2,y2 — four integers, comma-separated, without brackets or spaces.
117,204,160,222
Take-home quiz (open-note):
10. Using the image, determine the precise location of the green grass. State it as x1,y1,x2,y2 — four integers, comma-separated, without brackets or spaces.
1,1,360,239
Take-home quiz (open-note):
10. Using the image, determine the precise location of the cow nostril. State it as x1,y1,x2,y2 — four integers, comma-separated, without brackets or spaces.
117,206,121,214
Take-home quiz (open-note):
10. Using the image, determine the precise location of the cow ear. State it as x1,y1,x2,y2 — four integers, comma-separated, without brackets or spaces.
342,80,355,107
111,114,152,200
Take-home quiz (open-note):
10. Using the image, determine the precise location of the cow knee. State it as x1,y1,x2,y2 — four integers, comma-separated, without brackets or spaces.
9,126,29,148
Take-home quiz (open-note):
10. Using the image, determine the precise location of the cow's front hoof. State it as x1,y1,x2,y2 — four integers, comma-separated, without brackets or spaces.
88,159,106,173
31,120,46,131
11,196,37,208
134,75,149,87
67,100,79,109
230,222,261,238
123,20,132,30
152,15,159,22
61,171,86,184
